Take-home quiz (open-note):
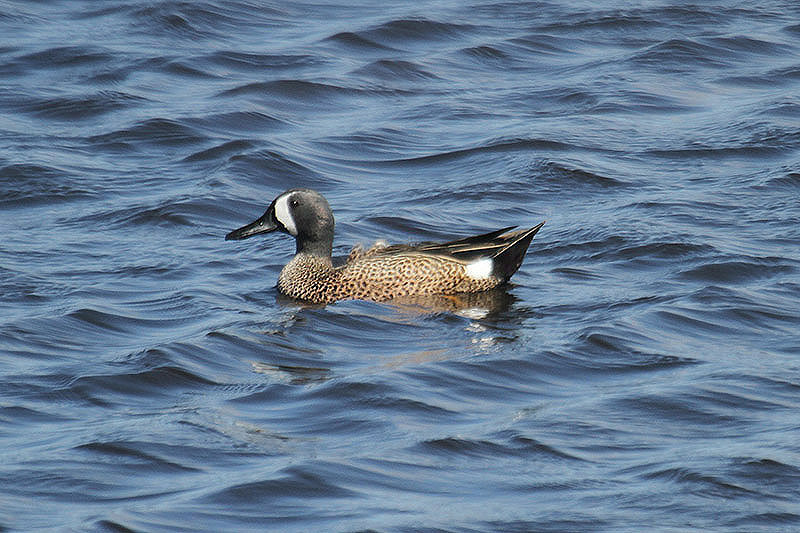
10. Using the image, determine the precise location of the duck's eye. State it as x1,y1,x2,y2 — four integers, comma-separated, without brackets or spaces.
291,199,299,207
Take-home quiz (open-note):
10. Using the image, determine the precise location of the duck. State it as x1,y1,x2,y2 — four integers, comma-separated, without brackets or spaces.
225,188,544,304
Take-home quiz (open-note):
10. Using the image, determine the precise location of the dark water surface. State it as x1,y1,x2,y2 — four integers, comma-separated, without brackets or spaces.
2,1,800,531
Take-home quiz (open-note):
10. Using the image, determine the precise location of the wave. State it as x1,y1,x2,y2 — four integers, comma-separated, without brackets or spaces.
203,50,320,71
362,17,475,46
0,164,95,206
678,258,794,284
14,90,147,121
16,45,113,68
89,118,208,149
323,31,398,52
378,138,578,166
354,59,439,81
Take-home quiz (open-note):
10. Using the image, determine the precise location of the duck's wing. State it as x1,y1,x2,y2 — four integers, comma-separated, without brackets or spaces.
417,223,543,260
486,223,545,281
417,227,517,259
367,222,545,280
423,226,519,251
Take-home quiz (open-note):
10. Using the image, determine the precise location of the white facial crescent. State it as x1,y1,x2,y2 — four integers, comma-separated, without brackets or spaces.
274,193,298,236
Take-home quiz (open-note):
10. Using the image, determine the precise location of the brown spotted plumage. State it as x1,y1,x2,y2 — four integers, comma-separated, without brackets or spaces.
226,188,544,305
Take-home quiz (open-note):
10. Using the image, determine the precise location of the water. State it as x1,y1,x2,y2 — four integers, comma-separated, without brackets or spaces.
2,1,799,531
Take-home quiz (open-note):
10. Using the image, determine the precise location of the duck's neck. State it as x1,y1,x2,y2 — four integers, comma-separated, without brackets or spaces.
296,237,333,261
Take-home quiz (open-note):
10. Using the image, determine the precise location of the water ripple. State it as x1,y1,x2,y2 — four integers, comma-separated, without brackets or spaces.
3,1,800,531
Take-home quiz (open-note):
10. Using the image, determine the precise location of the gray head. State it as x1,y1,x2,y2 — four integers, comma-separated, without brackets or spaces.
225,188,335,257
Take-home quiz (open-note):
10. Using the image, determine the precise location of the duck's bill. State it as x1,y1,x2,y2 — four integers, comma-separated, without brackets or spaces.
225,215,278,240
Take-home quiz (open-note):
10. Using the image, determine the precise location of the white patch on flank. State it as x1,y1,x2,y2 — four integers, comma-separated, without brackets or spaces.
274,193,297,236
465,257,493,280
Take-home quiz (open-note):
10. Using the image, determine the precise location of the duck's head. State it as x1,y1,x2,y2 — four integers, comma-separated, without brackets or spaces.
225,188,334,257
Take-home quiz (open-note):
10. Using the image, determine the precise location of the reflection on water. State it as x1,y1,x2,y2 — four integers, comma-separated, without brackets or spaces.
278,286,517,318
271,287,529,374
388,287,517,318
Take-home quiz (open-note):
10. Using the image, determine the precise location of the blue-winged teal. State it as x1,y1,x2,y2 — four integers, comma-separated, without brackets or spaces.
225,188,544,304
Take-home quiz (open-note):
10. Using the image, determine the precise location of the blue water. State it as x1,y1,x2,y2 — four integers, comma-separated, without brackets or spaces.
2,1,800,531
